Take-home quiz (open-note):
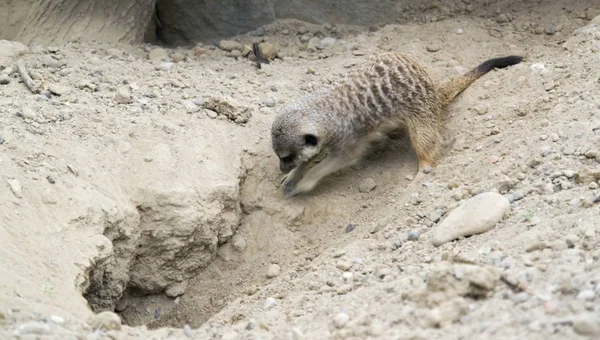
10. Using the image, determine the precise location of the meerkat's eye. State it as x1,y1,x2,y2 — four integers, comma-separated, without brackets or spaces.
303,134,318,147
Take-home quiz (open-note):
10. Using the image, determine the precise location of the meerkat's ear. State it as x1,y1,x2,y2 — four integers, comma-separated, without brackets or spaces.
303,134,318,146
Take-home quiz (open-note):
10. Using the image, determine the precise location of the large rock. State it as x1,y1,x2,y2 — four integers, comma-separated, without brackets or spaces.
154,0,502,45
431,192,511,247
156,0,276,45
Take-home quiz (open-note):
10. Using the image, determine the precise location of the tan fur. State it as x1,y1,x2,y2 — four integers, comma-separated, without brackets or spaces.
271,52,521,197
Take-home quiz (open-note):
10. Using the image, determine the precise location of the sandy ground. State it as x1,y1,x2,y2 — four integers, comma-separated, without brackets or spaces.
1,2,600,339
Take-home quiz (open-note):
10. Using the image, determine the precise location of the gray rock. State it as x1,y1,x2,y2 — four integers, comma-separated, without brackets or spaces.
263,98,276,107
407,230,420,241
573,313,600,336
115,298,129,312
181,100,198,112
231,234,247,252
317,37,337,50
266,264,281,278
333,312,350,329
48,83,70,96
7,179,22,198
336,260,353,271
183,324,194,337
183,325,194,338
264,297,277,309
115,86,132,104
577,289,595,301
496,13,509,23
258,42,278,59
307,37,320,51
148,48,169,61
158,62,175,71
218,40,243,52
426,44,441,52
165,281,188,297
0,74,10,84
205,109,218,119
358,178,376,193
539,146,552,157
545,23,557,35
88,311,122,331
431,192,510,246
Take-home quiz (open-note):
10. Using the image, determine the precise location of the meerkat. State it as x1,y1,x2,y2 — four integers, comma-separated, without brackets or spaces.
271,52,523,197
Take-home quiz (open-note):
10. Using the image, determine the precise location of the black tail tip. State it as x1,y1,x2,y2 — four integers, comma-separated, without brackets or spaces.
477,55,523,74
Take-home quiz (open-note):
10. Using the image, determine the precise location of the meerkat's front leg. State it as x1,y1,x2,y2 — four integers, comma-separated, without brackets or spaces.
284,145,365,197
281,158,316,193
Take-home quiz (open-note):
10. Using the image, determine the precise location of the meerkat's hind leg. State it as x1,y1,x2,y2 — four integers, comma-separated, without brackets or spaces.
406,115,444,173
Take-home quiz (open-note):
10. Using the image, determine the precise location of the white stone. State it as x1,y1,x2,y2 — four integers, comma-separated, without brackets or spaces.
431,192,510,246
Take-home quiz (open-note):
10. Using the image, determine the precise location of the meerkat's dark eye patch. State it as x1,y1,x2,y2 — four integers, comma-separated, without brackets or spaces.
303,134,318,146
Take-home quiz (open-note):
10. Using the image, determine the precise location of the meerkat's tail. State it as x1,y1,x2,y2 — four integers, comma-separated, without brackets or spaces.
438,55,523,107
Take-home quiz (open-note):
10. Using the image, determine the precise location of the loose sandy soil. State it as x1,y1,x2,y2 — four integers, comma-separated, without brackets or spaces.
1,2,600,339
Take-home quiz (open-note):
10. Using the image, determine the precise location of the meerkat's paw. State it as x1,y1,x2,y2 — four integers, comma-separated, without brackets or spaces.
284,177,318,197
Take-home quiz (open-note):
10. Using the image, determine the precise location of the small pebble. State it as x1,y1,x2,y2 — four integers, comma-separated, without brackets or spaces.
158,62,175,71
333,312,350,329
0,74,10,84
8,179,23,198
573,313,600,336
165,281,188,297
345,224,355,233
183,324,193,337
88,311,121,331
336,284,353,294
231,234,247,252
336,260,353,271
48,83,70,96
49,315,64,324
115,298,128,312
115,86,132,104
264,297,277,309
539,146,552,157
407,230,420,241
426,44,440,52
333,249,346,258
545,23,557,35
266,264,281,278
263,98,276,107
577,289,596,301
358,177,376,193
496,14,509,23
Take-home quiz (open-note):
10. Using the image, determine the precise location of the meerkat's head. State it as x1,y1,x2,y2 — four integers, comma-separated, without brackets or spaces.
271,108,323,174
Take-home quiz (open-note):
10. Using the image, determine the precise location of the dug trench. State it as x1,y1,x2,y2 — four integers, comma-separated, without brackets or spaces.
79,128,420,329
